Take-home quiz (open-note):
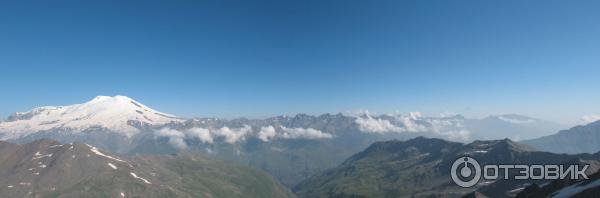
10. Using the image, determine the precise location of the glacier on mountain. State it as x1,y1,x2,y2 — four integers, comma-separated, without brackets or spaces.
0,95,183,140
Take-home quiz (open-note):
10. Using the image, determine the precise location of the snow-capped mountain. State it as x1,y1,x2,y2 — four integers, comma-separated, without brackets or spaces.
0,95,183,140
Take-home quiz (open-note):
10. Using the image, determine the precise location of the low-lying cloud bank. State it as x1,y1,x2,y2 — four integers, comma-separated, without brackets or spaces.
280,126,334,139
257,126,333,141
155,125,333,149
355,115,403,133
353,112,471,141
580,114,600,125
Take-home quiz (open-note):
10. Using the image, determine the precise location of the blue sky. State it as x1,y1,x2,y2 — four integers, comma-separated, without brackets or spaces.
1,0,599,124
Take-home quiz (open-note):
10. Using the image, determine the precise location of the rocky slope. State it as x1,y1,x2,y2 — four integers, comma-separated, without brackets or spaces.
0,139,293,198
516,169,600,198
523,120,600,154
294,137,600,198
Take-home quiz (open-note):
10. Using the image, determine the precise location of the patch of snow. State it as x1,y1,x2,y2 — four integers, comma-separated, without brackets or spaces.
509,187,525,193
120,192,125,198
540,182,551,188
417,153,431,157
32,153,53,160
464,150,489,155
48,144,62,148
130,172,152,184
480,180,495,185
39,164,47,168
87,144,126,163
107,163,117,170
7,185,13,188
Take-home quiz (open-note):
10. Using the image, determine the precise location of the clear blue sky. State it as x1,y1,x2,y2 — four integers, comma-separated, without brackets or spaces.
1,0,599,124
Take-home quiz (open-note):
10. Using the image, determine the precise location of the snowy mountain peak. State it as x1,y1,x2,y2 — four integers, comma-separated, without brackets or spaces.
0,95,183,139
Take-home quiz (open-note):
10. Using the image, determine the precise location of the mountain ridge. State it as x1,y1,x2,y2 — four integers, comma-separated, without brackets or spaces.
294,136,600,198
523,120,600,154
0,139,294,198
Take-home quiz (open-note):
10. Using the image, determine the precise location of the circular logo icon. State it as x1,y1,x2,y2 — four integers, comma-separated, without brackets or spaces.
451,156,481,187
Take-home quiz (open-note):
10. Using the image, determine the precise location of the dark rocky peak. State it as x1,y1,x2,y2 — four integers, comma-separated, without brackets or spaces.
349,137,463,162
466,138,534,154
366,136,460,152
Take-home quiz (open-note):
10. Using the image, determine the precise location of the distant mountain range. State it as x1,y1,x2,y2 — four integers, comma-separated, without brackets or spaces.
0,95,562,144
463,114,563,141
0,95,565,187
523,120,600,154
0,139,293,198
293,137,600,198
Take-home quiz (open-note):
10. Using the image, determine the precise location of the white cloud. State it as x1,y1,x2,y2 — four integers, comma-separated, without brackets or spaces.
497,115,536,124
353,113,471,142
214,125,252,144
155,127,216,148
426,118,464,132
155,128,187,149
408,112,422,119
280,126,333,139
156,128,185,138
257,125,333,141
580,114,600,125
155,124,335,147
187,127,213,144
258,126,277,142
168,136,188,149
396,115,428,132
440,130,471,142
355,115,404,133
354,113,429,133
